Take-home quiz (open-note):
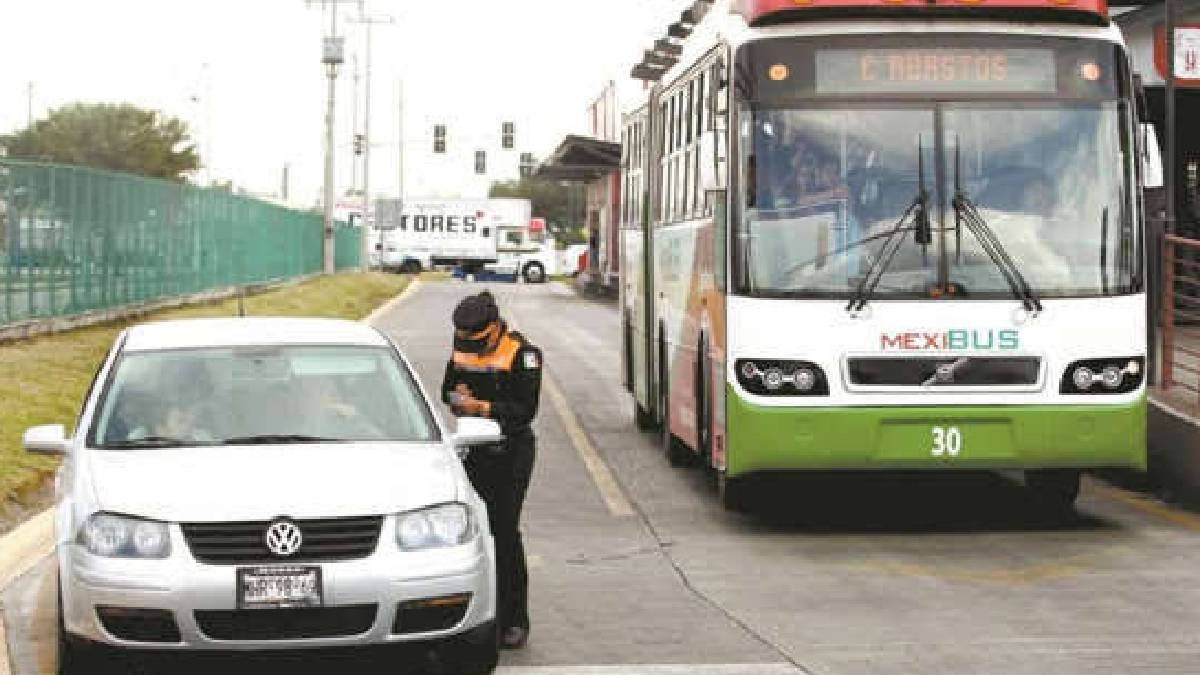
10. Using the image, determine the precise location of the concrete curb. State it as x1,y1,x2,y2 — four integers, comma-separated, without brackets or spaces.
0,278,422,674
0,511,55,675
364,276,421,325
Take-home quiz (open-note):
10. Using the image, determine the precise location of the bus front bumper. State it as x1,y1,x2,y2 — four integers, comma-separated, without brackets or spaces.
724,390,1147,477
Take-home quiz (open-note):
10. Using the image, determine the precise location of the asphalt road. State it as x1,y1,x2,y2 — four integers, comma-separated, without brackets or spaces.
5,278,1200,674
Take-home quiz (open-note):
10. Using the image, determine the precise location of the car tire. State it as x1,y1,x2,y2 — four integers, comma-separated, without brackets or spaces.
522,262,546,284
57,589,106,675
1025,469,1082,509
434,620,499,674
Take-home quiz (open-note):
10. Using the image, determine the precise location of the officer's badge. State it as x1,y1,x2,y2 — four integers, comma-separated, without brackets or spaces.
523,352,540,369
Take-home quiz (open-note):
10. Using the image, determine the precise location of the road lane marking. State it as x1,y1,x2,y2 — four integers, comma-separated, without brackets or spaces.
1088,478,1200,532
543,372,636,518
496,665,800,674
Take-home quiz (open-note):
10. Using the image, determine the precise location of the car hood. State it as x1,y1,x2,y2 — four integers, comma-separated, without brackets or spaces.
84,443,461,522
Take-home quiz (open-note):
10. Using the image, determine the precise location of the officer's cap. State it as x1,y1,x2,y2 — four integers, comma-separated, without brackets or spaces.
452,290,499,332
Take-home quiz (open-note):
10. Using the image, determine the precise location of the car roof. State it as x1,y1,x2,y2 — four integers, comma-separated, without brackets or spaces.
122,317,391,352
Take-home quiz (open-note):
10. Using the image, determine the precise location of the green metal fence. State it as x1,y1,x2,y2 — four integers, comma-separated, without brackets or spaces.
0,159,361,326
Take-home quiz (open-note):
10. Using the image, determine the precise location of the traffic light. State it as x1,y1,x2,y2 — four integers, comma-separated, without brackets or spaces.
353,134,365,156
434,125,446,154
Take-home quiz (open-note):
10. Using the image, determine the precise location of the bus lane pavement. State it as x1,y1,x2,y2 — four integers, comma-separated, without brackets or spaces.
496,281,1200,675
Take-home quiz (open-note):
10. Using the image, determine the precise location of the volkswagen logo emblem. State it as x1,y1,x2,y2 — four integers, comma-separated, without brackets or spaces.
935,363,957,384
265,519,303,558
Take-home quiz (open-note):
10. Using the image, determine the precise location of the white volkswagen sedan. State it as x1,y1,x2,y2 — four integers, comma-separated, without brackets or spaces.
24,317,501,673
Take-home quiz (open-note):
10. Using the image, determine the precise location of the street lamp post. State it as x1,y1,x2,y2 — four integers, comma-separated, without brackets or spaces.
351,12,395,273
308,0,362,275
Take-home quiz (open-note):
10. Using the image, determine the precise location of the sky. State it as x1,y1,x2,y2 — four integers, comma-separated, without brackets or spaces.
0,0,689,207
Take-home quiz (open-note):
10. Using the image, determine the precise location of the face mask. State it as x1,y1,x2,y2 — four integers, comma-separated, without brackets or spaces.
454,323,499,354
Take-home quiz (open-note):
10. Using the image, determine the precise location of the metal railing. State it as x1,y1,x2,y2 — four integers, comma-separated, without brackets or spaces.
0,159,361,326
1162,233,1200,405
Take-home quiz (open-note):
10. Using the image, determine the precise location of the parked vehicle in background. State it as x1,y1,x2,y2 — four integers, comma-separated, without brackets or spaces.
374,198,558,282
372,199,498,274
485,209,559,284
27,318,502,674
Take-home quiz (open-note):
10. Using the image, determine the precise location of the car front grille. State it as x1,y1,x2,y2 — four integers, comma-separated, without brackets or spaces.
195,605,378,641
180,516,384,565
847,356,1041,388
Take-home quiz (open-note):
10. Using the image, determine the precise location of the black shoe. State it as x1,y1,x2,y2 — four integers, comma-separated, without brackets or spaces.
500,626,529,650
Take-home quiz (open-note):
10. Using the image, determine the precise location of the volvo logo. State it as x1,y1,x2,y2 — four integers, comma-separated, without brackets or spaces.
264,519,303,557
924,358,970,387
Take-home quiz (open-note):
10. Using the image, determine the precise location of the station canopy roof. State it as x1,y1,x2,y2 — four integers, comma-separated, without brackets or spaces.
537,135,621,182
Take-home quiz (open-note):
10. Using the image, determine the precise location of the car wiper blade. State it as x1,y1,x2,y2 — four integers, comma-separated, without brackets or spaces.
846,137,932,314
222,435,345,445
102,436,214,449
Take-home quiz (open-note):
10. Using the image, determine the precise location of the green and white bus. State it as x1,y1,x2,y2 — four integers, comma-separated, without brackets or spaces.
620,0,1149,510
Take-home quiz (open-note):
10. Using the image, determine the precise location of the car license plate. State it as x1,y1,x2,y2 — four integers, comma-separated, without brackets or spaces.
237,567,323,609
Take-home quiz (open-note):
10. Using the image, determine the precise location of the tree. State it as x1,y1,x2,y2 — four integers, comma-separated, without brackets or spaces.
2,103,200,180
489,177,586,244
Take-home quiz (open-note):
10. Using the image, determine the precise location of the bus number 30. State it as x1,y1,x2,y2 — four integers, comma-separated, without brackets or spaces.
931,426,963,457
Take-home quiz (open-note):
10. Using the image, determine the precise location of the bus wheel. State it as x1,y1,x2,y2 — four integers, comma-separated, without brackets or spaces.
633,398,656,431
400,260,422,274
696,342,712,471
661,394,694,468
1025,469,1082,508
718,470,753,513
659,353,693,467
522,262,546,284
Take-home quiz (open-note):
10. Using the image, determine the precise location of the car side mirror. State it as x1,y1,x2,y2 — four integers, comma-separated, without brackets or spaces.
23,424,70,456
451,418,505,459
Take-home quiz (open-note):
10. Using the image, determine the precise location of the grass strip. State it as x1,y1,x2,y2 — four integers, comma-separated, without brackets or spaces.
0,272,410,504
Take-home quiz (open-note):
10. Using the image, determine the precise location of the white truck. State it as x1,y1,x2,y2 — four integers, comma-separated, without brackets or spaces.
373,198,557,283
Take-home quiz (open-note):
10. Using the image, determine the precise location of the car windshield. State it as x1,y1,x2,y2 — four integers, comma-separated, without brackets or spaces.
738,103,1135,299
90,345,438,448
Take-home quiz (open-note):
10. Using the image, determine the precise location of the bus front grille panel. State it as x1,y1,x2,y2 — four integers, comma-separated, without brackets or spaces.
847,357,1041,388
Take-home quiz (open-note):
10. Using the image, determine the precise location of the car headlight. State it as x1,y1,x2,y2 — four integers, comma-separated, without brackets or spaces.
735,359,829,396
396,503,473,551
80,513,171,559
1060,357,1144,394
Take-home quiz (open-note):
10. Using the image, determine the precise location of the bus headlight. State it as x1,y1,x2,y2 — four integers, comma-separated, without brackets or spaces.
734,359,829,397
1061,357,1144,395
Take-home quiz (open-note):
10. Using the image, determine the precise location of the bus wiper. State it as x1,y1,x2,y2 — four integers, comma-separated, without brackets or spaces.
846,138,932,314
951,142,1043,314
222,434,344,445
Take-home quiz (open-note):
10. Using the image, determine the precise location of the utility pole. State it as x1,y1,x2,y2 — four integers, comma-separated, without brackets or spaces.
1165,0,1178,239
307,0,362,275
352,11,395,272
351,54,360,195
398,79,406,209
25,82,33,127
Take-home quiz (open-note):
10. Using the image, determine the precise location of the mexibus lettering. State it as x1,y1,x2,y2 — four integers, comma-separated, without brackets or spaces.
398,215,479,234
880,330,1019,351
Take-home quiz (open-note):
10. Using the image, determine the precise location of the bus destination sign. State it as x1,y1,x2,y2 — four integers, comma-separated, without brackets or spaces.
815,48,1057,95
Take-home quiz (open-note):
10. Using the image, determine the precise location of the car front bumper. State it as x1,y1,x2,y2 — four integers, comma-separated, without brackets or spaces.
60,527,495,651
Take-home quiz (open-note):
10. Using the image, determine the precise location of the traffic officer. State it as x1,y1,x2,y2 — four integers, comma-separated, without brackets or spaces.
441,290,541,650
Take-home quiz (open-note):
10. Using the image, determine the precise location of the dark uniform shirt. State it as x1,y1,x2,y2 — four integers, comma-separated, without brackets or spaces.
441,328,542,437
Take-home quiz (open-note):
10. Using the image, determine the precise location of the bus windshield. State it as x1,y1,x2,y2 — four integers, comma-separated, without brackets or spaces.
734,36,1138,300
